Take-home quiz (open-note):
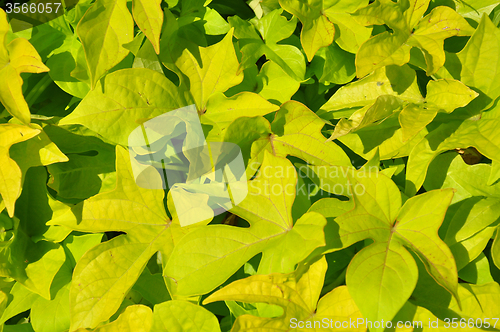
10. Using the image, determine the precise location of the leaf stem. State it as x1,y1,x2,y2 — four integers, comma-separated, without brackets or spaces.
25,74,53,108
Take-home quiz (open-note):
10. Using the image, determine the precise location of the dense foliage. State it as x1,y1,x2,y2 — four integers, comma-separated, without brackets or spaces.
1,0,500,331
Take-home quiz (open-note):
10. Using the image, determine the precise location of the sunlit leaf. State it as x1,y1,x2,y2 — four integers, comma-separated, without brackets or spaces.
76,0,134,88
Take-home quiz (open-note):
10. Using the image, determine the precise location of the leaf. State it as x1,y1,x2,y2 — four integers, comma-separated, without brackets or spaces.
338,112,429,160
0,283,40,325
158,8,207,75
445,197,500,245
488,160,500,186
396,78,477,141
328,95,403,141
180,0,213,15
354,0,474,77
256,212,326,274
15,167,72,243
30,283,70,332
492,228,500,269
254,6,297,44
69,235,157,330
425,79,479,113
253,101,352,167
405,107,500,196
46,35,91,99
132,0,163,54
306,198,354,256
204,257,365,331
454,0,500,22
408,6,475,75
425,153,500,204
456,14,500,110
94,305,153,332
76,0,134,88
131,268,171,305
10,125,69,174
202,92,279,140
203,257,327,330
255,60,301,104
398,104,437,142
280,0,371,59
223,116,272,171
0,10,49,124
0,9,8,64
319,64,423,116
393,188,458,300
331,172,457,325
0,215,66,300
0,124,40,217
47,146,195,330
6,126,69,221
202,7,231,35
310,42,356,85
44,125,116,199
63,233,105,268
228,11,305,81
323,0,372,53
59,68,191,146
346,241,418,332
410,267,500,328
175,29,243,111
164,152,326,296
279,0,335,61
132,38,163,73
459,253,494,284
450,226,496,271
151,300,221,332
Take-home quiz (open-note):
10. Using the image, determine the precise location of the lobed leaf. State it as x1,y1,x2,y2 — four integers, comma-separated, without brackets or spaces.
76,0,134,89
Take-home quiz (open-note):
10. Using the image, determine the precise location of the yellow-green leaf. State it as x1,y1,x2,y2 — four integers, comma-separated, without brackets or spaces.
398,104,437,142
347,241,418,332
202,92,279,140
77,0,134,89
0,65,32,125
330,171,457,325
176,29,243,111
457,14,500,109
408,6,475,74
94,305,153,332
323,0,372,53
328,95,403,141
425,79,479,113
0,11,49,124
152,300,221,331
59,68,191,146
279,0,335,61
320,64,423,115
47,146,195,329
203,257,328,331
0,124,40,217
354,1,473,77
253,101,352,167
132,0,163,54
0,9,8,64
203,258,367,331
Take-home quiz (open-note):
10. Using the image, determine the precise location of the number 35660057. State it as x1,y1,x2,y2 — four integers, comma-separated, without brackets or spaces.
5,3,62,14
